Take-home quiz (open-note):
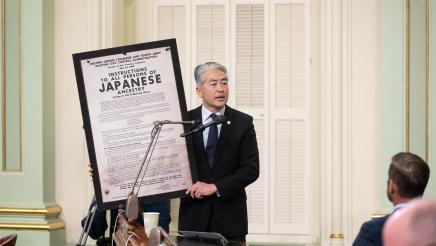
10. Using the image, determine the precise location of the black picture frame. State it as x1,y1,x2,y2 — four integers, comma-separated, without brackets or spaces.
73,39,198,210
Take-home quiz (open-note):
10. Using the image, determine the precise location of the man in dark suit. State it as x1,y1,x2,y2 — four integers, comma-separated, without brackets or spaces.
178,62,260,243
353,152,430,246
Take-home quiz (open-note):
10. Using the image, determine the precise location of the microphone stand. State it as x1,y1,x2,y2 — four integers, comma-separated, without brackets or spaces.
125,120,195,220
124,121,162,221
113,119,194,246
76,195,97,246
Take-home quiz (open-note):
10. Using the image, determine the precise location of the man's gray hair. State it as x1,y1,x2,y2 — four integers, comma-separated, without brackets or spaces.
194,62,228,87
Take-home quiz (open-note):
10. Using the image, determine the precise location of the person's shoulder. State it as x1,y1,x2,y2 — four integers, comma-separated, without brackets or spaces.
363,215,389,228
371,215,390,225
188,106,201,114
188,106,202,117
353,215,389,246
226,106,253,121
358,215,390,236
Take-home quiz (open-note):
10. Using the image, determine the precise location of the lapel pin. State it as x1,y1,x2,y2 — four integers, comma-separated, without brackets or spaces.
227,121,231,125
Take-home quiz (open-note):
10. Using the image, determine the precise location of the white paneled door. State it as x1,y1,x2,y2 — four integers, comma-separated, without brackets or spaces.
153,0,312,240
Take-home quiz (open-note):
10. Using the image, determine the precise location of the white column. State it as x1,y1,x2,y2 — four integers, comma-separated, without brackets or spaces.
320,0,352,245
101,0,114,48
320,0,380,244
86,0,114,50
135,0,153,43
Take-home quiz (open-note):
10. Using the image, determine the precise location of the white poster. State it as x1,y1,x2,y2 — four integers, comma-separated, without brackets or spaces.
73,40,195,209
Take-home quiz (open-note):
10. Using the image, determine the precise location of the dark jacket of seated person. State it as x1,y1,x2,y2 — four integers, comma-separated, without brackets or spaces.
353,215,389,246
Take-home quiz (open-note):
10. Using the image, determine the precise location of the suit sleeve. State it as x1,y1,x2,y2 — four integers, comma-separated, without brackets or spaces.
353,221,376,246
214,117,260,200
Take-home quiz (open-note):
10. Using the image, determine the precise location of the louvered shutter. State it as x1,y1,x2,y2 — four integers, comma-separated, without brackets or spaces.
194,3,227,107
196,5,225,65
275,4,305,108
235,4,264,108
156,4,190,103
233,2,269,233
246,119,268,233
152,0,311,237
270,2,309,233
155,3,189,232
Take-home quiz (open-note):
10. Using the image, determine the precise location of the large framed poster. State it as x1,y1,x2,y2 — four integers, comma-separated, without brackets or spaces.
73,39,197,210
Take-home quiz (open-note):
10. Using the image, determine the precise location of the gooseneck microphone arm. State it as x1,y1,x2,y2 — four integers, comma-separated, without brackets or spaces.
125,119,195,221
180,115,226,137
153,120,196,125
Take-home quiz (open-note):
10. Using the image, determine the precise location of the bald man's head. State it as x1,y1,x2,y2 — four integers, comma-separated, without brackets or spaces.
383,199,436,246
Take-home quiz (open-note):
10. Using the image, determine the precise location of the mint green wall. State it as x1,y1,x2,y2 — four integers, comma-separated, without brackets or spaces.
428,0,436,197
2,0,58,207
409,0,427,158
4,0,21,170
380,0,407,212
381,0,436,213
0,0,64,245
41,0,55,204
0,230,65,246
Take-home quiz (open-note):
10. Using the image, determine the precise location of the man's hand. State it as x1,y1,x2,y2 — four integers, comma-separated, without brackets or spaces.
88,163,94,179
186,181,218,199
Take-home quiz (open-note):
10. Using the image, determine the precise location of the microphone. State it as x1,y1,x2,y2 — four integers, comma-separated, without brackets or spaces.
180,115,226,137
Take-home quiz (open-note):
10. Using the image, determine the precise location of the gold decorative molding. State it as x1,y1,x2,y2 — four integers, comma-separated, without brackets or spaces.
329,233,344,239
406,0,410,151
0,206,64,231
371,213,387,219
425,0,429,161
1,0,5,171
0,220,64,231
0,205,62,216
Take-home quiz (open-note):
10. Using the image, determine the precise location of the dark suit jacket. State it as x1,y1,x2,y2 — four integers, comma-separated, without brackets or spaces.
179,105,260,240
353,215,390,246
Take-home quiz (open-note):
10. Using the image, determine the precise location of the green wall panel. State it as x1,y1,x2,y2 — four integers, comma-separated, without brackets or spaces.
3,0,21,171
0,230,65,246
428,0,436,197
381,0,436,211
0,0,64,245
409,0,427,158
380,0,407,212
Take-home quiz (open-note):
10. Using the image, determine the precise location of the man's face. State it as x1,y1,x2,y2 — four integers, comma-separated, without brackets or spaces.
196,69,229,112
